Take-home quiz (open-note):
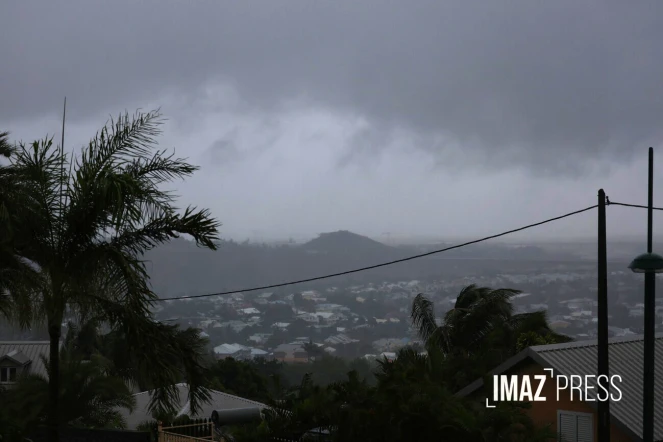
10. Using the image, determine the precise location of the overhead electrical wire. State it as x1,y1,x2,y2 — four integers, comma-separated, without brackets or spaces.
154,204,599,301
606,200,663,211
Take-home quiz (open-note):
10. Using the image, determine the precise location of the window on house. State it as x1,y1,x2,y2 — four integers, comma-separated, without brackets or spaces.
0,367,17,383
557,410,593,442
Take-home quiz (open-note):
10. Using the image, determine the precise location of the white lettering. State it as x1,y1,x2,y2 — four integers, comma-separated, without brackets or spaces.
610,375,622,401
489,373,622,403
519,376,533,401
569,375,582,400
533,375,547,401
584,375,595,401
500,375,518,401
596,375,610,401
556,375,568,401
493,375,499,402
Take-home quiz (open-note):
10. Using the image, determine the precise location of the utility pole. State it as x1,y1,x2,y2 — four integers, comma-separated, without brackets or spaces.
597,189,610,441
643,148,656,442
627,147,662,442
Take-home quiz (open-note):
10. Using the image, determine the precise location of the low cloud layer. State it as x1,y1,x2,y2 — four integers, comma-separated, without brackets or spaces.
3,1,663,174
3,1,663,240
7,96,661,242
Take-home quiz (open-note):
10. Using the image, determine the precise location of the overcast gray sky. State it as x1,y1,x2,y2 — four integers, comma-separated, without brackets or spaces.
3,0,663,242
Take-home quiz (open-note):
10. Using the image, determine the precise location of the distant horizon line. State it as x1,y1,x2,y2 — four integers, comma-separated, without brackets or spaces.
210,231,655,246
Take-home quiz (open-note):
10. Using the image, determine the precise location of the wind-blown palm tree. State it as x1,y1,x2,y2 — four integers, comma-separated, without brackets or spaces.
410,284,572,392
411,284,570,357
1,110,221,442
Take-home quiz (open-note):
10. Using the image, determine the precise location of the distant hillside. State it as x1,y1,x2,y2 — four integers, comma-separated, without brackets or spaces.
302,230,393,255
141,234,592,299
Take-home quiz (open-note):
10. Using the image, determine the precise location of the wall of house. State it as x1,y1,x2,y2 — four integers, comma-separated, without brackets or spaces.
0,361,19,388
272,352,308,363
510,363,634,441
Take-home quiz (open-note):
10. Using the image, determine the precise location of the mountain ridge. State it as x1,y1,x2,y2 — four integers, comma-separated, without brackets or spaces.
302,230,393,255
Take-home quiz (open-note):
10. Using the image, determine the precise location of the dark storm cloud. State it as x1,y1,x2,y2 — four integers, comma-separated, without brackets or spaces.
336,126,394,169
3,0,663,171
205,130,241,166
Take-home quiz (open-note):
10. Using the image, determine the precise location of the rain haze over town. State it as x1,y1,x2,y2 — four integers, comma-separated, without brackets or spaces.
2,2,663,440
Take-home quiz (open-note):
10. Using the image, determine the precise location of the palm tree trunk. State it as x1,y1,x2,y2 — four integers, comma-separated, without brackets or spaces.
48,322,61,442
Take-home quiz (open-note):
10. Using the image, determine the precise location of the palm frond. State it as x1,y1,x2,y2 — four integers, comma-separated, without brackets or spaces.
410,293,439,343
0,131,15,158
11,137,67,258
508,310,549,333
74,110,164,184
5,349,135,431
111,206,220,254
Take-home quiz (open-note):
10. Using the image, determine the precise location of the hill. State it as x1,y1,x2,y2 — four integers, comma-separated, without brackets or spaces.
302,230,393,255
141,234,589,299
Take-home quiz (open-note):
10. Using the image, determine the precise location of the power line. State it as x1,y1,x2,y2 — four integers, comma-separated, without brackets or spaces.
155,204,599,301
606,200,663,211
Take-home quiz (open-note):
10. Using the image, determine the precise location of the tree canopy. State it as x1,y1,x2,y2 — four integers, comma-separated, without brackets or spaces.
0,111,221,442
223,285,568,442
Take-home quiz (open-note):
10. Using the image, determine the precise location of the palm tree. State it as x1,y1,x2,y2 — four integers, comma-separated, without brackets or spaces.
1,110,221,441
411,284,569,357
410,284,571,392
3,342,136,434
0,131,41,322
62,318,210,398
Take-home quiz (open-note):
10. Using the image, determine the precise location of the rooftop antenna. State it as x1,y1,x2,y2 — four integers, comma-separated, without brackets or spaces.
61,97,66,149
59,97,67,237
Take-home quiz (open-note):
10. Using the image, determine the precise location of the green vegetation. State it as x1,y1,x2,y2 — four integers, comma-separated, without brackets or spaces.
2,339,135,431
0,113,220,442
206,354,377,404
220,285,569,442
410,284,573,392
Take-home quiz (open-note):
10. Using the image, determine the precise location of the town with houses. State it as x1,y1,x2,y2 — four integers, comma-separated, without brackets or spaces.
152,268,663,364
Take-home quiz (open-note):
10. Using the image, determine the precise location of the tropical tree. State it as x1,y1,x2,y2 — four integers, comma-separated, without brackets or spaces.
0,131,12,318
62,318,210,397
256,363,556,442
207,356,273,403
0,131,40,322
2,342,136,433
0,385,25,442
412,284,570,354
410,284,571,391
1,110,221,441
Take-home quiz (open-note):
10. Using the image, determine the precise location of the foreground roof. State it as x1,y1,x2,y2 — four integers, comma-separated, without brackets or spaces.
120,383,267,429
0,341,52,378
456,334,663,442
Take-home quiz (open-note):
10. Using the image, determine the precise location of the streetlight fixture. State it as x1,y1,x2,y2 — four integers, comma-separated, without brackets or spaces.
628,253,663,273
628,147,661,442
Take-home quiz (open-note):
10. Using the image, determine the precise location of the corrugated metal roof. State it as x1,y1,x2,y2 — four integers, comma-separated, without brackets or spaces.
532,334,663,442
273,343,304,354
0,341,51,379
119,383,267,429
